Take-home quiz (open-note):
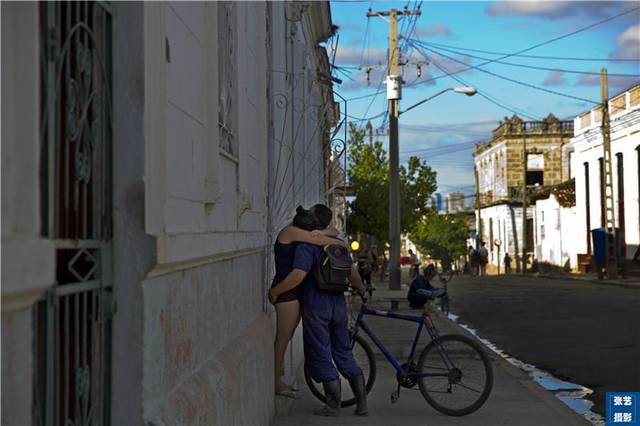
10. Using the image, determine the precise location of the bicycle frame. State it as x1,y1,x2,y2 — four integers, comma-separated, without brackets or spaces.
352,304,454,380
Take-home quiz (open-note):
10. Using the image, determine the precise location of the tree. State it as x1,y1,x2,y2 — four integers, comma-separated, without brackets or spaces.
346,123,437,243
410,212,469,269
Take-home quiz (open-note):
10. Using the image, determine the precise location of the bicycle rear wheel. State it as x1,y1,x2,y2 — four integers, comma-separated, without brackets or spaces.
417,334,493,416
304,333,376,407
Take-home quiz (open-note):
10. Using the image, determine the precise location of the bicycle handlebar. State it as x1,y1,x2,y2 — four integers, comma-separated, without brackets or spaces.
349,287,368,304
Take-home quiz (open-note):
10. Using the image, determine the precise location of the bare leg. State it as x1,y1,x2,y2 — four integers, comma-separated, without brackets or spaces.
274,300,301,393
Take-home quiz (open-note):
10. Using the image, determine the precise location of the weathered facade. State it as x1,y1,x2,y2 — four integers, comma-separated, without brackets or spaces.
568,84,640,270
474,114,574,270
1,2,340,425
475,114,574,204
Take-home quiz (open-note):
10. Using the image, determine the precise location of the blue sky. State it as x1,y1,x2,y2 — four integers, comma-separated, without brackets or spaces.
328,1,640,195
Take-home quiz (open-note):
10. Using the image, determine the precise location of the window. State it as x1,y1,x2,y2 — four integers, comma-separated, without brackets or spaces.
526,171,544,186
218,2,237,157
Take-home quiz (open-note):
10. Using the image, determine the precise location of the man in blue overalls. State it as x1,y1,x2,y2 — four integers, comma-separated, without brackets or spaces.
269,205,368,417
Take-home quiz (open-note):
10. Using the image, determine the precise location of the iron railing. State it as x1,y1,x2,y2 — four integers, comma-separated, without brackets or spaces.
36,2,113,425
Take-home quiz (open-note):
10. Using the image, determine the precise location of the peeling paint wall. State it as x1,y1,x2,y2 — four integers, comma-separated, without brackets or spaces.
142,252,273,425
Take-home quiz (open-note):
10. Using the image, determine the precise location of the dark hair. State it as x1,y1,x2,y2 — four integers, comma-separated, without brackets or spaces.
423,264,436,276
293,206,319,231
309,204,333,229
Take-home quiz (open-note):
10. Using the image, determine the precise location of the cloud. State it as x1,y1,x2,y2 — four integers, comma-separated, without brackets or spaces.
401,120,496,137
485,1,628,21
610,24,640,59
414,24,453,38
575,74,640,89
334,45,387,66
542,70,566,86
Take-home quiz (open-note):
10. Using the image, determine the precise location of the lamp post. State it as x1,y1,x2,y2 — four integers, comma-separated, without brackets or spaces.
387,85,476,290
399,86,477,116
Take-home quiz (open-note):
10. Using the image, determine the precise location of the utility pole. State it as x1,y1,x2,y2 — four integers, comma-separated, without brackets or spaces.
474,165,482,250
600,69,618,279
521,133,527,275
367,7,421,290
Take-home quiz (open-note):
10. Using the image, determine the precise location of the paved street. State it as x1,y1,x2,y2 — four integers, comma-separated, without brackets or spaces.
446,274,640,415
273,294,588,426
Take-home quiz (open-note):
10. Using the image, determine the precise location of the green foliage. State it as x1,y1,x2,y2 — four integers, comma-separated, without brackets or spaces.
410,213,470,269
346,123,437,243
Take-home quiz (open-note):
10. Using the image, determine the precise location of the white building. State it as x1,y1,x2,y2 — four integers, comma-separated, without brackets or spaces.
473,114,573,272
446,191,466,213
476,202,533,272
568,84,640,273
2,2,338,425
530,180,579,271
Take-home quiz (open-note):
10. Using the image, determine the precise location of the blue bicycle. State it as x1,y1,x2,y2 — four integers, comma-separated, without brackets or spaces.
305,292,493,416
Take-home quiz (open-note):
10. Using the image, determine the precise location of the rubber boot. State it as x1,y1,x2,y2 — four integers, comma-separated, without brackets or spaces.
313,379,341,417
348,375,368,416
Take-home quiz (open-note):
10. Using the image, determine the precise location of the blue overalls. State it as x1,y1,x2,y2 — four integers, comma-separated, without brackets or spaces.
292,243,363,383
407,275,445,308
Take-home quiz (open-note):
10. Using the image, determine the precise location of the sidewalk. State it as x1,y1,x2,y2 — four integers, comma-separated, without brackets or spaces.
272,289,589,426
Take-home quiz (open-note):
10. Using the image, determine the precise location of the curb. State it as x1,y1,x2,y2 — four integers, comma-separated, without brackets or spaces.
533,273,640,289
429,307,591,425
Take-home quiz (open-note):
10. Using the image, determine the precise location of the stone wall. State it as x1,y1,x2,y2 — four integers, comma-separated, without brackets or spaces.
475,114,573,202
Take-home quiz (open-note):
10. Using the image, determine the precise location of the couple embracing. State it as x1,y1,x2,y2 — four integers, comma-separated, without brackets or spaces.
269,204,368,417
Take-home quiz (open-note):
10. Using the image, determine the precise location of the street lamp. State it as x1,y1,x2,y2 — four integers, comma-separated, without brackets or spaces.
399,86,477,115
387,85,476,291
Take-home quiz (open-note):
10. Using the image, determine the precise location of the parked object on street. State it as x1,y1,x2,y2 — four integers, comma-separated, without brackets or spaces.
305,290,494,417
591,227,623,279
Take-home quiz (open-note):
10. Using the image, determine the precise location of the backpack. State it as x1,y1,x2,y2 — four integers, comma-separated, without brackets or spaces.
314,244,353,292
358,258,372,275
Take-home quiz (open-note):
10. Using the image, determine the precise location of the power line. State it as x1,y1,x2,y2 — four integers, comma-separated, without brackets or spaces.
346,4,640,103
407,41,543,120
410,40,600,104
402,5,640,88
359,8,371,68
401,139,480,154
423,40,640,62
424,43,640,77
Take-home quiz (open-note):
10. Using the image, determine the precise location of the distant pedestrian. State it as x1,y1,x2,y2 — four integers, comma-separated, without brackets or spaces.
370,245,380,276
379,250,388,280
467,245,476,276
478,242,489,276
357,246,375,293
531,257,539,274
409,249,420,279
503,253,512,274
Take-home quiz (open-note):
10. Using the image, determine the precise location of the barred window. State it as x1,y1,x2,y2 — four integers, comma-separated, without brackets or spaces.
218,2,237,157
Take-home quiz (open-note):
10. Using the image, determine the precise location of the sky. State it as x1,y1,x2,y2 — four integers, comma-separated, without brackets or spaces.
327,1,640,197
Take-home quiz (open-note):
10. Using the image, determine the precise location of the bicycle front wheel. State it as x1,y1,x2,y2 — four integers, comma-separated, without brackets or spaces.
304,333,376,407
417,334,493,416
439,296,450,316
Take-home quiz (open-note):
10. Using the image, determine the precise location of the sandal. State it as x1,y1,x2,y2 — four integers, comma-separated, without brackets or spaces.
276,389,299,399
